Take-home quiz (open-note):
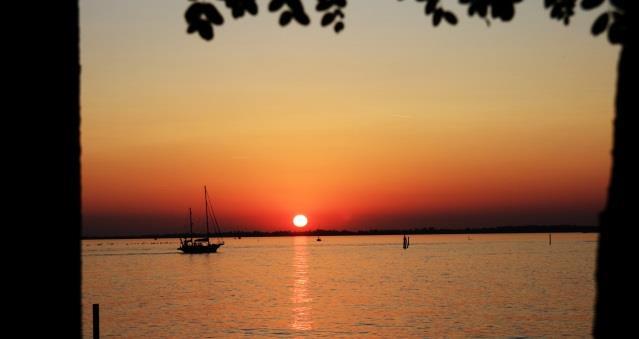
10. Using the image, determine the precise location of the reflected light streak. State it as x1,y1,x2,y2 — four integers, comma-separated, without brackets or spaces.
291,236,312,331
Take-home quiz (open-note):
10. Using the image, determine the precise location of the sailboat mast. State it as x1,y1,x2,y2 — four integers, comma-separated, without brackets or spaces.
189,208,193,239
204,186,210,240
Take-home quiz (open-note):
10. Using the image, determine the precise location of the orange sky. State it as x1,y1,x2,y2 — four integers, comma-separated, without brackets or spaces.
81,0,618,235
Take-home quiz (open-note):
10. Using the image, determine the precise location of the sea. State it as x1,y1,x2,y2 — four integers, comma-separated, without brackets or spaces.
82,233,597,337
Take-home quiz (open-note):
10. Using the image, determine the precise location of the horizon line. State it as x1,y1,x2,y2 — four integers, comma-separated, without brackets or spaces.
82,224,597,239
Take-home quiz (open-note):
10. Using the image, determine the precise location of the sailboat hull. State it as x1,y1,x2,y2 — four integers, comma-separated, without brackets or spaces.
178,243,223,253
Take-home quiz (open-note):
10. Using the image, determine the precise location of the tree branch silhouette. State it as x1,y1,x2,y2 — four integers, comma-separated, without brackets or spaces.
185,0,626,43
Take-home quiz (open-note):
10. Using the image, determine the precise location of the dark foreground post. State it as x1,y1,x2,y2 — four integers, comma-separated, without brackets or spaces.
93,304,99,339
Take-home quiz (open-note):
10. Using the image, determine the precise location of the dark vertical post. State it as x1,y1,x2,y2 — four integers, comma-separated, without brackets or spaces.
549,233,551,246
205,186,210,242
93,304,99,339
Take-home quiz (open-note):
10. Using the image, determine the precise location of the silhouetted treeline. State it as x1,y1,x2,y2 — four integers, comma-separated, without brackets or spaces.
83,224,597,239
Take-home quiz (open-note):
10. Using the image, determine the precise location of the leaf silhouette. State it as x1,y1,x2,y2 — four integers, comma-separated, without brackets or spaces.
334,21,344,33
334,0,346,7
322,12,336,26
591,12,608,35
246,1,258,15
294,11,311,25
231,8,243,18
426,0,438,15
433,8,443,26
225,0,258,18
280,11,293,26
444,11,458,25
581,0,604,10
287,0,305,14
492,2,514,21
316,0,332,11
467,2,488,18
269,0,285,12
203,3,224,25
198,23,214,40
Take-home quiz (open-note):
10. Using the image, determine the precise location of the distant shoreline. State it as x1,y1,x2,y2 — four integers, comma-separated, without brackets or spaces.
82,225,597,240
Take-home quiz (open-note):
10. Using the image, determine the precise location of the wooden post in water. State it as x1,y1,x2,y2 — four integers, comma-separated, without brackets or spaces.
93,303,99,339
549,233,552,246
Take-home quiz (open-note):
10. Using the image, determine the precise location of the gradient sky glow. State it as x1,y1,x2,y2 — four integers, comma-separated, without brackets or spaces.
81,0,618,236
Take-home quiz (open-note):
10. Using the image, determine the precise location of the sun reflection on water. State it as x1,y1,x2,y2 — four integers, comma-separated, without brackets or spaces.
291,236,313,331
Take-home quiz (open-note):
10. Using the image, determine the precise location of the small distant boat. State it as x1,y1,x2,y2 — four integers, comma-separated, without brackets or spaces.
178,186,225,254
316,235,322,242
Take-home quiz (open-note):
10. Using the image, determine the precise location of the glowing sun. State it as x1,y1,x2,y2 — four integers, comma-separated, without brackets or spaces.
293,214,308,227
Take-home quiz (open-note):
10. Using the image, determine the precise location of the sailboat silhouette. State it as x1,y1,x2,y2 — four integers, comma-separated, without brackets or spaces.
178,186,225,253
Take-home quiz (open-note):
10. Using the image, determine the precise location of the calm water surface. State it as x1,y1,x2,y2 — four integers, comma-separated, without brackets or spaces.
82,233,596,337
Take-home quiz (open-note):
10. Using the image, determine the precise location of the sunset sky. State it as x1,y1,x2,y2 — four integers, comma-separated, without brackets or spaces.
81,0,618,236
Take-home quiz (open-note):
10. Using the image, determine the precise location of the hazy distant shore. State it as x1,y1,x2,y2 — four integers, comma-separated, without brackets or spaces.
82,225,597,240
